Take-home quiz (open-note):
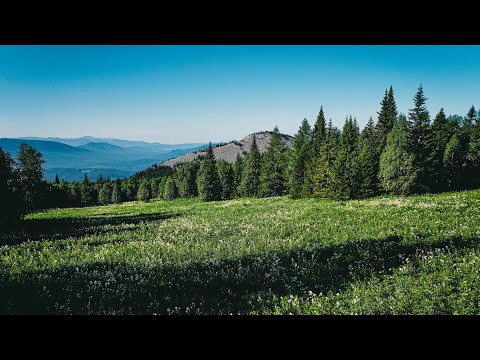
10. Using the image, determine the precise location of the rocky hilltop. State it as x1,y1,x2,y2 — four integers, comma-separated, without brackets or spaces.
161,131,294,168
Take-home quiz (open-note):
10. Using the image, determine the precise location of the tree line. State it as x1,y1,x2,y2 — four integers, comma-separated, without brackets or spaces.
2,84,480,226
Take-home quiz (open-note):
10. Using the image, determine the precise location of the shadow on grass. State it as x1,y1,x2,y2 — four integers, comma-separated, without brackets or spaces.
0,212,181,245
0,234,478,314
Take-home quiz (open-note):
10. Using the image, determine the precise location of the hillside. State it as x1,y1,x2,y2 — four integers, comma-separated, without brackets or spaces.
162,131,294,168
1,190,479,314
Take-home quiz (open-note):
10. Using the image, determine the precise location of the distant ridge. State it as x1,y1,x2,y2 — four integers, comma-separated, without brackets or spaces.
161,131,293,168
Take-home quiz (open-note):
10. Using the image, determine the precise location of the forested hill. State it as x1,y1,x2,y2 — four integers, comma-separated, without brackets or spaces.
161,131,294,168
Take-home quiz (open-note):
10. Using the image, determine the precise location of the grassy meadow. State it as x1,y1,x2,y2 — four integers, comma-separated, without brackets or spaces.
1,190,480,314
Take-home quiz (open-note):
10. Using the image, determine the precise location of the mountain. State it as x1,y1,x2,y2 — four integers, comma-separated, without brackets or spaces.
0,138,209,182
161,131,294,168
20,136,206,151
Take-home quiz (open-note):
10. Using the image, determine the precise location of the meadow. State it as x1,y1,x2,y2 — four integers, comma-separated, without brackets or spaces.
1,190,480,315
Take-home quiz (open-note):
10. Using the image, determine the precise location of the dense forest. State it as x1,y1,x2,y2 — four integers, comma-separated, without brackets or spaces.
1,84,480,227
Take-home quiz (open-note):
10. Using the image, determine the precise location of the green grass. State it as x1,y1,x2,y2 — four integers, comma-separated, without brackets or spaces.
1,190,480,314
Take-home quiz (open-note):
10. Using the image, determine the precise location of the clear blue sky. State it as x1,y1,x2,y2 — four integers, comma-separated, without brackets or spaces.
0,45,479,143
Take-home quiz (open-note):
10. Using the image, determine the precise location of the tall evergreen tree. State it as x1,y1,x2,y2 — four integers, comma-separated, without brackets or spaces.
163,175,178,201
444,134,465,190
304,107,326,196
16,143,45,211
80,174,96,207
312,119,338,198
176,162,198,198
376,87,398,156
137,180,151,202
0,147,22,225
425,108,452,192
98,182,112,205
330,116,360,200
288,118,312,198
379,114,418,195
240,134,261,197
111,181,123,204
357,116,378,197
216,160,234,200
408,84,430,192
54,174,60,184
232,152,243,197
197,142,221,201
259,126,288,197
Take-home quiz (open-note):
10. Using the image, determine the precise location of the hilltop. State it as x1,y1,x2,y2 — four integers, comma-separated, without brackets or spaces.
162,131,294,168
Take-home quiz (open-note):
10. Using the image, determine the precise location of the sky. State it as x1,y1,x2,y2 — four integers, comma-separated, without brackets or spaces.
0,45,479,144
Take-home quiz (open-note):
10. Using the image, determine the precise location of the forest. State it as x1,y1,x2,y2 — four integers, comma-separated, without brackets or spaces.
1,84,479,227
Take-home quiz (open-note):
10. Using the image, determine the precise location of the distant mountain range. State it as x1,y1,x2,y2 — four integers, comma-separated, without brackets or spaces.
0,137,210,182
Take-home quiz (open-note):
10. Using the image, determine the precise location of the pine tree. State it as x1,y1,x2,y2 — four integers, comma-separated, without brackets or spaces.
379,114,419,195
0,147,22,225
176,163,198,198
330,116,360,200
216,160,234,200
304,107,326,196
425,108,452,192
80,174,95,206
240,134,261,197
288,118,312,198
408,84,430,192
197,142,221,201
444,134,464,190
163,175,178,201
98,182,112,205
376,87,398,156
232,152,243,197
17,142,45,211
357,116,378,198
259,126,288,197
150,178,159,198
312,119,338,198
137,180,151,202
111,181,123,204
54,174,60,184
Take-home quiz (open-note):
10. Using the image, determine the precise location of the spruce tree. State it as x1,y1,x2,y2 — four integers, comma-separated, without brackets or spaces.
240,134,261,197
17,142,45,211
137,180,151,202
111,181,123,204
304,107,326,196
312,119,338,198
376,87,398,156
216,160,234,200
288,118,312,198
150,178,159,198
80,174,95,207
163,175,178,201
232,152,243,197
330,116,360,200
54,174,60,184
425,108,452,192
379,114,418,195
259,126,288,197
444,134,464,190
197,142,221,201
98,182,112,205
176,163,198,198
357,116,378,198
0,147,22,225
408,84,430,192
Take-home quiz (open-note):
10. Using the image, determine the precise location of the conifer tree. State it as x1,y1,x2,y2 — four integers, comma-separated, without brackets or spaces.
288,118,312,198
312,119,338,198
216,160,234,200
197,142,221,201
54,174,60,184
176,163,198,198
357,116,378,197
0,147,22,225
163,175,178,201
259,126,288,197
98,182,112,205
379,114,418,195
111,181,123,204
150,178,159,198
304,107,326,196
232,152,243,197
330,116,360,200
240,134,261,197
17,143,45,211
425,108,452,192
444,134,464,190
80,174,95,207
137,180,151,202
408,84,430,192
376,87,398,156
